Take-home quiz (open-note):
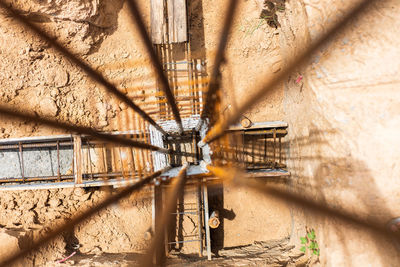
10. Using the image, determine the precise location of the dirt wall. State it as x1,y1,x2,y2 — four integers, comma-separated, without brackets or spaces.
282,0,400,265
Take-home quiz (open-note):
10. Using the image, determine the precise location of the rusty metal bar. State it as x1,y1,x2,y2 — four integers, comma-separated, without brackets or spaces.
18,142,24,182
87,142,95,180
279,136,282,164
0,142,72,150
273,128,276,166
57,141,61,182
0,1,166,135
0,167,171,267
201,0,239,121
118,147,126,180
126,0,183,134
207,165,400,242
73,135,83,184
0,105,173,154
202,0,378,144
142,165,187,266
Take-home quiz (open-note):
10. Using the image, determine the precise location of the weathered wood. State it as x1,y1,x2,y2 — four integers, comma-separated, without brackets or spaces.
151,0,167,44
73,135,83,184
167,0,188,43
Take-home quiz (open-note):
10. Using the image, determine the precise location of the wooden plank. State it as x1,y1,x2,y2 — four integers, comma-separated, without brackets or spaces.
228,121,288,131
151,0,167,44
167,0,188,43
73,135,83,184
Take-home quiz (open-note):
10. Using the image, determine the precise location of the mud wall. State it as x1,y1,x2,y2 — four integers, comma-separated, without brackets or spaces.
281,0,400,265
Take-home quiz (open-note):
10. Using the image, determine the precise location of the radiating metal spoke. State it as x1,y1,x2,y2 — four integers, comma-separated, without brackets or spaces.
200,0,239,122
0,105,170,153
0,167,171,267
206,165,400,242
0,1,167,135
202,0,377,144
126,0,184,134
142,164,187,266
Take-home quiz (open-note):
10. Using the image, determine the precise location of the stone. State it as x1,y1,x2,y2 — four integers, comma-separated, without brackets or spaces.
39,97,58,116
45,68,69,88
49,198,61,208
0,230,20,262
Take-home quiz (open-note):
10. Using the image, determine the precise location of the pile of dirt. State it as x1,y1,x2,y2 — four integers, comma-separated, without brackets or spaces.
0,187,153,265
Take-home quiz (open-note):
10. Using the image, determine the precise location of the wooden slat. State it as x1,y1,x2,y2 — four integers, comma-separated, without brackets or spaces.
73,135,83,184
151,0,167,44
167,0,188,43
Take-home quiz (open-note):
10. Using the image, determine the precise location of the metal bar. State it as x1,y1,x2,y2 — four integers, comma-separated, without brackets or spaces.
142,165,187,267
203,181,211,260
201,0,239,122
196,184,203,257
0,167,171,267
57,141,61,182
273,128,276,166
87,142,95,180
0,142,72,150
0,2,166,136
168,239,201,245
207,165,400,242
170,212,198,215
73,135,83,184
18,142,24,182
202,0,378,144
126,0,184,134
0,105,173,154
279,136,282,164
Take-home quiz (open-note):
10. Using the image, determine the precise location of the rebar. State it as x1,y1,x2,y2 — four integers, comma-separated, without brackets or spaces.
202,0,377,143
126,0,183,134
0,1,167,135
0,167,171,267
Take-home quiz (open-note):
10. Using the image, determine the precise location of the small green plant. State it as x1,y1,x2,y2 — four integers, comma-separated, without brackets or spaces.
300,229,320,256
238,18,267,37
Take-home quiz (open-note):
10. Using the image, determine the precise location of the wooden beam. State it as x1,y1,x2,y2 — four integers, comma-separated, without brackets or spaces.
167,0,188,43
151,0,167,44
73,135,83,184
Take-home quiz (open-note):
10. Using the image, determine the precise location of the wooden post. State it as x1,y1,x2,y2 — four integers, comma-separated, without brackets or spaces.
167,0,188,43
151,0,167,44
73,135,83,184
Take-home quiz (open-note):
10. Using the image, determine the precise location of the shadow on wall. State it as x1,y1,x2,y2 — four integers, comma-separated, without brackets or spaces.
208,184,236,256
17,0,125,55
285,125,400,265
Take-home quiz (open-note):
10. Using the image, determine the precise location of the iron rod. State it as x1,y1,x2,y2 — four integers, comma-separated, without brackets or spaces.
202,0,378,143
142,165,187,266
201,0,239,121
0,105,174,154
0,1,166,135
0,167,171,267
126,0,183,134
